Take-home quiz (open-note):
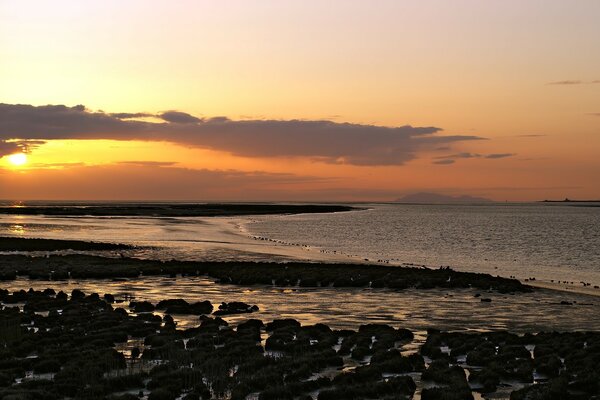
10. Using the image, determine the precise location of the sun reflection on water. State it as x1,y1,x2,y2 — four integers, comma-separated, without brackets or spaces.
8,224,26,234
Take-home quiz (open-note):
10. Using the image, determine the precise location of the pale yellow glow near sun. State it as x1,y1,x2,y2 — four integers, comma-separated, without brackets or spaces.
7,153,28,167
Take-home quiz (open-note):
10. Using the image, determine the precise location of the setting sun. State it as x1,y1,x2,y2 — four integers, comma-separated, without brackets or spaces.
7,153,27,167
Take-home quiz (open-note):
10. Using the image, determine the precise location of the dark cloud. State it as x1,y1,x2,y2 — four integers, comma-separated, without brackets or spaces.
485,153,515,159
207,116,230,123
0,141,21,157
159,111,203,124
0,103,485,166
450,152,479,159
0,139,42,157
433,159,455,165
109,112,153,119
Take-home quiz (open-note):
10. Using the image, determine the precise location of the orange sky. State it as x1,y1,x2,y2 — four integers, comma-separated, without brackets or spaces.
1,1,599,201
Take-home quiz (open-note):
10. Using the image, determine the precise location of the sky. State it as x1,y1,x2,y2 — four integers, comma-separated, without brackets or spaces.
1,0,599,201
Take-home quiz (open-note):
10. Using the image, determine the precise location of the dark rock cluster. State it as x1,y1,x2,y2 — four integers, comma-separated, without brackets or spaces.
1,287,597,400
421,329,600,400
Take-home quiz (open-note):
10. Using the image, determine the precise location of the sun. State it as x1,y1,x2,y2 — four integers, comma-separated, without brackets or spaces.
7,153,28,167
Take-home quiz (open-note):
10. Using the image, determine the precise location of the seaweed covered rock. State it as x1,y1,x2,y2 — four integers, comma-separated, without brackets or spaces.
213,301,259,316
155,299,212,315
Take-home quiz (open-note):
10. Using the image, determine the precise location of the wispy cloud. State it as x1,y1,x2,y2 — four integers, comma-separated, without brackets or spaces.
433,159,455,165
517,134,547,138
547,80,600,85
433,152,516,165
117,161,179,167
485,153,515,159
0,103,485,166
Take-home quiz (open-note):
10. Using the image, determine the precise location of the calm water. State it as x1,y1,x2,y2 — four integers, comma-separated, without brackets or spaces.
245,203,600,286
1,203,599,287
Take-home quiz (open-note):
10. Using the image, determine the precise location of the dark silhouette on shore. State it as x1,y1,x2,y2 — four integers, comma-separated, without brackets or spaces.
0,203,356,217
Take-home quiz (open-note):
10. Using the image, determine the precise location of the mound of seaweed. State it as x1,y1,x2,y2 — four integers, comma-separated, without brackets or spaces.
1,287,598,399
0,288,416,400
0,237,132,252
420,329,600,399
0,254,530,293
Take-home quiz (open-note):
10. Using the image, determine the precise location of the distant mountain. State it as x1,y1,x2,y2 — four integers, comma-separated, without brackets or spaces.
395,192,493,204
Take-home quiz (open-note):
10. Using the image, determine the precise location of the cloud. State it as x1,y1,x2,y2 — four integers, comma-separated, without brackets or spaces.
588,113,600,117
0,103,485,166
433,152,516,164
159,111,203,124
434,152,480,160
484,153,515,159
548,80,582,85
109,112,153,119
0,139,41,157
433,159,455,165
547,80,600,85
517,134,547,138
443,152,480,159
0,141,21,157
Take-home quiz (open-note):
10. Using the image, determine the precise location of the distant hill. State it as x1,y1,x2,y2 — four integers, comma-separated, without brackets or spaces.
395,192,493,204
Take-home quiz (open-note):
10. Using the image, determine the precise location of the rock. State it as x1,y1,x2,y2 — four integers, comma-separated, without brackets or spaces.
265,319,301,331
130,301,155,313
213,301,258,315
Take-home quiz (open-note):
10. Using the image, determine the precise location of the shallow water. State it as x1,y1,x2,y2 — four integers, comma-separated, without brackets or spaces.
243,203,600,287
4,276,599,333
